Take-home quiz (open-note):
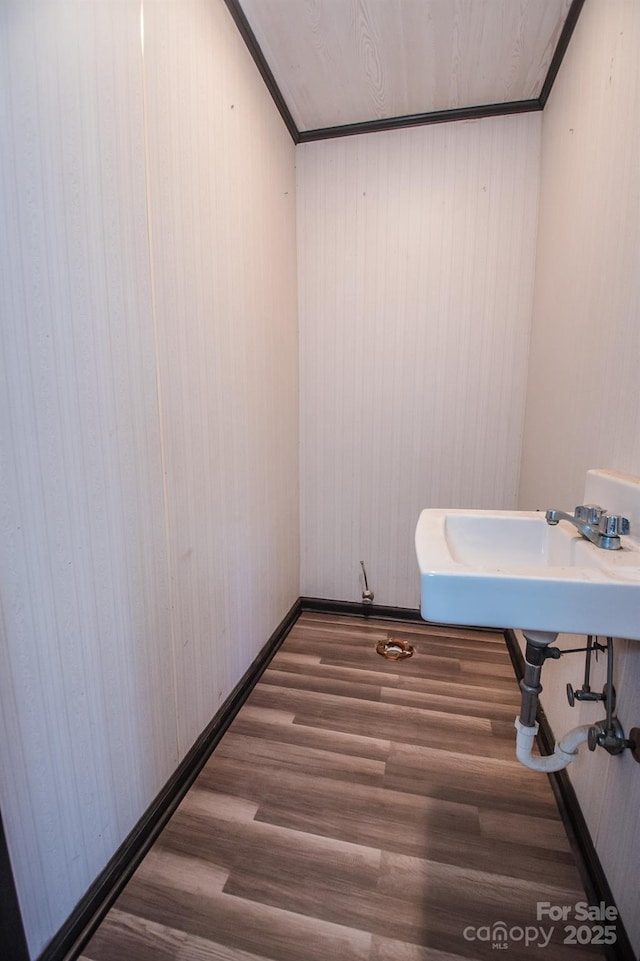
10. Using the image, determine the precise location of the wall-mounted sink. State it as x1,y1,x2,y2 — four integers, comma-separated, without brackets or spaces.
415,470,640,640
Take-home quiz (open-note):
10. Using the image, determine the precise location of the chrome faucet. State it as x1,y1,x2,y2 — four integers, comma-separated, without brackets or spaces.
545,504,630,550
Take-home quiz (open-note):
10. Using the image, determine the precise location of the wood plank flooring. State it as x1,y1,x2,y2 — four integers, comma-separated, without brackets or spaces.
81,613,605,961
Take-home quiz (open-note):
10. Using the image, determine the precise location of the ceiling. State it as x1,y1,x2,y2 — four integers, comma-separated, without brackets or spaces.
226,0,584,142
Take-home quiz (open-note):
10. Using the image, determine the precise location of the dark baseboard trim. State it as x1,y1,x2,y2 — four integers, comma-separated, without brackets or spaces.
300,596,423,622
503,629,636,961
299,597,503,634
39,597,302,961
0,811,30,961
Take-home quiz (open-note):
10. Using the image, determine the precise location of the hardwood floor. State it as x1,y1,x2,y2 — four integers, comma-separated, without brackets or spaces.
81,613,605,960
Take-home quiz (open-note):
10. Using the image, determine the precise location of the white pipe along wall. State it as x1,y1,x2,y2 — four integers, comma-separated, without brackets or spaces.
515,720,592,773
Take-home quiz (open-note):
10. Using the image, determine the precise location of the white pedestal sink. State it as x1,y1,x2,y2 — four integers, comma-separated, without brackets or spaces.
415,469,640,640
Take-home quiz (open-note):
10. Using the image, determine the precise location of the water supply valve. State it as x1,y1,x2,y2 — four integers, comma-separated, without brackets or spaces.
566,683,608,707
587,718,634,756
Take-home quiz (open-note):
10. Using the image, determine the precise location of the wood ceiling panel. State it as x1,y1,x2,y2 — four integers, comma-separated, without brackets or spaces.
238,0,574,132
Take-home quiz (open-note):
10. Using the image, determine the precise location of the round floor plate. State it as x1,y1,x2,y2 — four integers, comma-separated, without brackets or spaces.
376,638,414,660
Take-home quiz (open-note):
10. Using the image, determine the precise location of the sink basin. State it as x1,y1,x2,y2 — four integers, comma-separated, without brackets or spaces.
415,505,640,640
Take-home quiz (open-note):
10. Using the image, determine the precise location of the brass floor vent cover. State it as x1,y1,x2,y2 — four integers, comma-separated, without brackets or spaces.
376,637,414,660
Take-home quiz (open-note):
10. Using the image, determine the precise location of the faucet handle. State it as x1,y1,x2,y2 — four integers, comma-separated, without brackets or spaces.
598,514,631,536
574,504,605,525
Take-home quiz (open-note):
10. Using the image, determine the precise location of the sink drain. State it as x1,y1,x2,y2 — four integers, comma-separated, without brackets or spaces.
376,638,414,660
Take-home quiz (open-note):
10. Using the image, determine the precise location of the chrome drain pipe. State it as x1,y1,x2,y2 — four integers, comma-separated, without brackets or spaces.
515,630,590,773
518,630,558,727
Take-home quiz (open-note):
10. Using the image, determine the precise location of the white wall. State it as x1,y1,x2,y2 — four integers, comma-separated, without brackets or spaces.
518,1,640,954
519,3,640,509
297,115,541,607
0,4,175,952
143,1,299,754
0,2,298,957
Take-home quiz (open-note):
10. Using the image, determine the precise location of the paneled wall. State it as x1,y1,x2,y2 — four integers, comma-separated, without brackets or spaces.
143,2,299,754
519,3,640,508
0,1,298,957
518,1,640,954
0,4,175,952
297,115,541,608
